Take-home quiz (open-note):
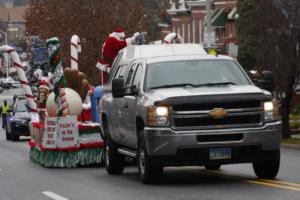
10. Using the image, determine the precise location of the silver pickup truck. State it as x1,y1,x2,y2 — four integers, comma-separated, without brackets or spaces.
100,44,281,184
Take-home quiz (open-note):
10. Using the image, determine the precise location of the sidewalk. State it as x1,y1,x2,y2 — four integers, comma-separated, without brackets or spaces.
293,134,300,139
281,134,300,150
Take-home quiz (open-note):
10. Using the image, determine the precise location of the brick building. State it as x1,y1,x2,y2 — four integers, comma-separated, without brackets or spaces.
158,0,238,57
0,1,28,45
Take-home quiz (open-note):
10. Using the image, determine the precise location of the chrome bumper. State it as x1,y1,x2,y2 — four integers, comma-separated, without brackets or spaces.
143,121,281,157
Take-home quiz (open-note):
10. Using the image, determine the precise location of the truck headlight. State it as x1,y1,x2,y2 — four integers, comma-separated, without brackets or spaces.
264,102,273,111
264,101,279,122
156,107,168,116
147,106,169,126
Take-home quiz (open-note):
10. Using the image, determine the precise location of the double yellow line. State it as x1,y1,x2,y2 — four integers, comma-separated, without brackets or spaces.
205,170,300,192
246,179,300,192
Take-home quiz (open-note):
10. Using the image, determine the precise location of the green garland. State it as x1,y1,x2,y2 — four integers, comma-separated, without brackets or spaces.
45,37,66,117
79,128,101,135
30,147,103,168
45,38,62,73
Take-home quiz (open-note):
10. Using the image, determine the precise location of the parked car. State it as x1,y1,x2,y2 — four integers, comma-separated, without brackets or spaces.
6,97,31,141
1,77,21,89
100,44,281,184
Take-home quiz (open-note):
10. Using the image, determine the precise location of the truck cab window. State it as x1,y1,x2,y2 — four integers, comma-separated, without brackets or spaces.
132,64,143,88
125,64,137,86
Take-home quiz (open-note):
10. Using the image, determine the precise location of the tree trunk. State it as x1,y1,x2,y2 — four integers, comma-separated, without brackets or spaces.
281,67,296,139
281,99,291,139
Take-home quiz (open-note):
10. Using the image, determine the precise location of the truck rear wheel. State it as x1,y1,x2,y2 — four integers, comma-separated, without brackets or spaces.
104,125,125,175
138,131,163,184
252,150,280,179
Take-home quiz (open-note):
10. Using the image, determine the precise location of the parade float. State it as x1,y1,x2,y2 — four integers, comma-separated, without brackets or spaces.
29,36,104,167
1,35,104,168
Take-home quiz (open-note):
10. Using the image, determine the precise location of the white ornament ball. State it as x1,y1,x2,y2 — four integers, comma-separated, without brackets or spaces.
46,88,83,117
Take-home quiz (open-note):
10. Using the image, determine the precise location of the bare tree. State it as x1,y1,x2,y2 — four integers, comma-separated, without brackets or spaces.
238,0,300,138
25,0,146,84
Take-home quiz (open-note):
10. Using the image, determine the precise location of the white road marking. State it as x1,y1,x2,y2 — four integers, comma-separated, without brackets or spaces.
42,191,69,200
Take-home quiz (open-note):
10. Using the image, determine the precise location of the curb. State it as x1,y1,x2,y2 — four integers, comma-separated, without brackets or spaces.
281,143,300,150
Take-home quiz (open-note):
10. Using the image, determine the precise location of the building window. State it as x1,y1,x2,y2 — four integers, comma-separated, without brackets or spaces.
7,26,19,41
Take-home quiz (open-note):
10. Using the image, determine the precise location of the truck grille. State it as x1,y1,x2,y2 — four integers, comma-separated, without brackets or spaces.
170,100,263,129
173,101,261,111
174,114,261,127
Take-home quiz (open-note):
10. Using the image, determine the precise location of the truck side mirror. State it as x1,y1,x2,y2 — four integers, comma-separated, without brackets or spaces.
112,78,125,98
131,85,139,96
260,71,274,92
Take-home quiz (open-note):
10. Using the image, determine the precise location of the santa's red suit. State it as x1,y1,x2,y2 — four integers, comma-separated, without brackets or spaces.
96,28,139,85
78,84,94,122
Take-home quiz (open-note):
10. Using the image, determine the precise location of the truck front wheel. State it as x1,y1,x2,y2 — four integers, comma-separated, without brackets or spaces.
138,131,163,184
252,150,280,179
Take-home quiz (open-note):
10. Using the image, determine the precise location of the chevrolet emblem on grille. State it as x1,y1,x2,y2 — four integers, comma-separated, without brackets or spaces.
208,108,228,118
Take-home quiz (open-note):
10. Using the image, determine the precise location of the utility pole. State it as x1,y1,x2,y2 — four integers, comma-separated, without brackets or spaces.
204,0,215,48
206,0,212,32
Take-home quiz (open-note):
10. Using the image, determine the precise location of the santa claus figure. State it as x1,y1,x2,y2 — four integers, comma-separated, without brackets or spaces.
96,28,140,85
78,84,94,122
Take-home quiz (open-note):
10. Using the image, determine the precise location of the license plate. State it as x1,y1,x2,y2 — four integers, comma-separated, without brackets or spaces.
209,148,231,160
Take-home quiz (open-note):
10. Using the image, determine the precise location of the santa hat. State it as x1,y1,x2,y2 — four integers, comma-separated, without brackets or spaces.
112,28,125,38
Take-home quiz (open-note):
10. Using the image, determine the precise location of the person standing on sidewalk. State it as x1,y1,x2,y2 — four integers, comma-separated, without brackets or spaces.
0,100,10,129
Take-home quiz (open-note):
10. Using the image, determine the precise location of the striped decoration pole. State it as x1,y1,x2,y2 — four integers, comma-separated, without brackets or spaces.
70,35,81,70
163,32,184,44
46,38,69,117
0,45,39,122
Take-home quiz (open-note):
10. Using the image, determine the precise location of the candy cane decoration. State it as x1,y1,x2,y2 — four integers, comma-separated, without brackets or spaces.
71,35,81,70
46,37,69,117
0,45,39,122
163,32,184,44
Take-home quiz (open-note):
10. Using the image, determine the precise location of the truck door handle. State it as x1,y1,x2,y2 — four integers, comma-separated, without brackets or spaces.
123,103,128,109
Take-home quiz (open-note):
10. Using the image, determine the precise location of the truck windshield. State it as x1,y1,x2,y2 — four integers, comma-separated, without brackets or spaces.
145,60,250,90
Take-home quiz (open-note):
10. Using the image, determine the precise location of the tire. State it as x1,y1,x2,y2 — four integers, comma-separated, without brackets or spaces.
5,126,11,140
252,150,280,179
104,124,125,175
204,164,222,170
138,131,163,184
11,125,19,141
